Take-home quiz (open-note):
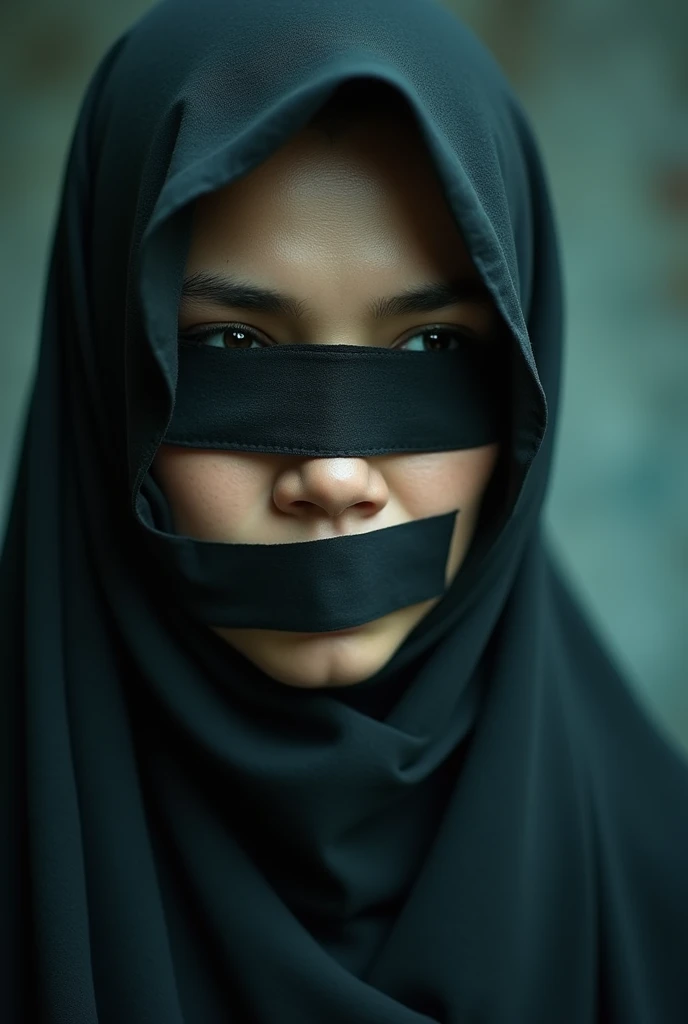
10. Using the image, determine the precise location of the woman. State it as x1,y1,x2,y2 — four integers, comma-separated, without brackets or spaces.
2,0,687,1020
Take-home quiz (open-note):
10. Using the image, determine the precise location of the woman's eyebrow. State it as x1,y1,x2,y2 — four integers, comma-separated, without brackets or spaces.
180,270,495,320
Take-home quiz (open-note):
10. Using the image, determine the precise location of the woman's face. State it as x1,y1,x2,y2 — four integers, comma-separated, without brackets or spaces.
152,106,503,689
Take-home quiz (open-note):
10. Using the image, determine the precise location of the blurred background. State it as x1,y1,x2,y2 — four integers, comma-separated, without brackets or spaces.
0,0,686,752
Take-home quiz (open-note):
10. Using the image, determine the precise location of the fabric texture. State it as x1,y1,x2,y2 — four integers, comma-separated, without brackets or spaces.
2,0,688,1021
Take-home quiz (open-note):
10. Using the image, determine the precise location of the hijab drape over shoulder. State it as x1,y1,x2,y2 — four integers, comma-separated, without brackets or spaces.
2,0,688,1020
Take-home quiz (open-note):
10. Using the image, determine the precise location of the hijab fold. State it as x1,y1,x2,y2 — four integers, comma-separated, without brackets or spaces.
3,1,688,1020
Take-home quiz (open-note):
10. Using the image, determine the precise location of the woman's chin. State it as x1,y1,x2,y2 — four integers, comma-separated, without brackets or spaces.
213,618,403,689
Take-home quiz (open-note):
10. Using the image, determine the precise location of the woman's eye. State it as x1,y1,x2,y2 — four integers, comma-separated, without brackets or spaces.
177,324,473,351
396,328,470,352
178,324,266,349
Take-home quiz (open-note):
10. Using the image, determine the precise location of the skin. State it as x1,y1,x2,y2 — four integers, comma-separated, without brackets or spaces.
152,106,503,689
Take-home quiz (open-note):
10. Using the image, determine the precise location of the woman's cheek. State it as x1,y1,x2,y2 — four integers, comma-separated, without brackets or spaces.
387,444,500,516
153,449,268,539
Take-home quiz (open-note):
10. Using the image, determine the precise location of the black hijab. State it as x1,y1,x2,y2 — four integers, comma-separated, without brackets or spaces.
3,0,688,1020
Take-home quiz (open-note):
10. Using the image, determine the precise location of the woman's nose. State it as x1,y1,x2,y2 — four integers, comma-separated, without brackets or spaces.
272,457,389,519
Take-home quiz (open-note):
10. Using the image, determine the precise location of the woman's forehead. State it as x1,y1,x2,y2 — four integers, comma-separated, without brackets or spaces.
184,121,474,276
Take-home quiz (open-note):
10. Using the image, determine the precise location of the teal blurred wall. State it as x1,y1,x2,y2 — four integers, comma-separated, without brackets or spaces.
1,0,686,752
